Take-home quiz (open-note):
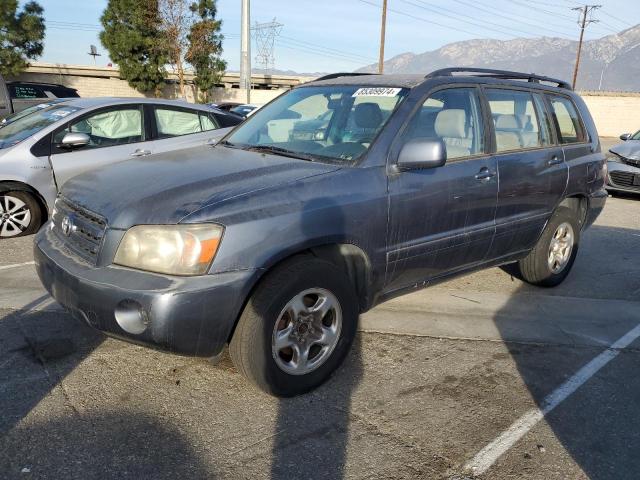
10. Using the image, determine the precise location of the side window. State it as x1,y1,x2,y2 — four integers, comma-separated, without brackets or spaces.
404,87,485,159
199,113,218,132
485,89,549,152
548,95,586,144
53,107,143,149
9,84,47,99
155,108,203,138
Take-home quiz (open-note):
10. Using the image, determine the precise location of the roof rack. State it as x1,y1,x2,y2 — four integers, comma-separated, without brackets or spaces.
312,72,378,82
425,68,572,90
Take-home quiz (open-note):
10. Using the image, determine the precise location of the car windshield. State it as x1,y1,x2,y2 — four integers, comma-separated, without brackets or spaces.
0,104,81,149
631,130,640,140
224,85,409,164
0,99,68,127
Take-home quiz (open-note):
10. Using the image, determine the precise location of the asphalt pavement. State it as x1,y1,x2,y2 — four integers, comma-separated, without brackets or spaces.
0,151,639,478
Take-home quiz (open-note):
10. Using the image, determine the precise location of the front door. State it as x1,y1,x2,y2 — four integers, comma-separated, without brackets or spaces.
385,87,498,293
49,104,147,189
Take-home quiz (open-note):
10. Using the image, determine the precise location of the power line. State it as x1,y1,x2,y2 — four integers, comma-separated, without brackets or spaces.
401,0,537,38
449,0,573,38
413,0,557,38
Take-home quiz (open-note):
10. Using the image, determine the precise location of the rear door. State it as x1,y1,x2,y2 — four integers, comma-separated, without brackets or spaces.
484,88,568,258
147,105,228,154
385,86,498,292
547,94,593,191
49,104,148,188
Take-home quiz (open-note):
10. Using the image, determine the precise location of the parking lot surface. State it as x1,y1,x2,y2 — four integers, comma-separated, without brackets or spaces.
1,169,639,477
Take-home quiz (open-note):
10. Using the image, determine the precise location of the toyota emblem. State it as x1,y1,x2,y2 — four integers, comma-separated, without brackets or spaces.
60,216,73,236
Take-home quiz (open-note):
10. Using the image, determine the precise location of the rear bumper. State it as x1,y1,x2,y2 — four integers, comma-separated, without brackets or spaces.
606,159,640,194
34,226,257,357
584,188,608,229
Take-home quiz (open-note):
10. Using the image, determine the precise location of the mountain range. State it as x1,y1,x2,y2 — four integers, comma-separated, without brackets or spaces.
357,25,640,91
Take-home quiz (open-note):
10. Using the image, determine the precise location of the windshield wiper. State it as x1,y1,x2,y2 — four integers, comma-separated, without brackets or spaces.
246,145,316,162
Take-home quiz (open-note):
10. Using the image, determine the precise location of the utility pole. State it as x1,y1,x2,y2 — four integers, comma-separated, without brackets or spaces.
240,0,251,103
378,0,388,74
571,4,601,90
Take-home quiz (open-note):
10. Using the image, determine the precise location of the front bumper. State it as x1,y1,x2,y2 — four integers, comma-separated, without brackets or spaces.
34,227,257,357
606,159,640,194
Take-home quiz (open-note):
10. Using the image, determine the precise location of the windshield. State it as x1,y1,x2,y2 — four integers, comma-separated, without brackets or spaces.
631,130,640,140
225,85,408,164
0,100,68,127
0,104,81,149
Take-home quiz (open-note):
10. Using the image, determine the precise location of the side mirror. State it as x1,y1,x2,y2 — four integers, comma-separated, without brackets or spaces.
620,133,632,141
397,138,447,171
60,132,90,149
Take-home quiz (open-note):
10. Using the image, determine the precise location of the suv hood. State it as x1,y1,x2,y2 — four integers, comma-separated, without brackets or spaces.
61,145,341,229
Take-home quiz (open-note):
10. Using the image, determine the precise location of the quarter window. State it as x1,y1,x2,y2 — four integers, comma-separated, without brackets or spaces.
53,107,143,148
485,89,549,152
548,96,586,144
404,88,484,159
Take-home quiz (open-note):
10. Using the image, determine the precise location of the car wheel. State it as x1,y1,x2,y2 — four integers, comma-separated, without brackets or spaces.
517,207,580,287
0,191,42,238
229,256,358,397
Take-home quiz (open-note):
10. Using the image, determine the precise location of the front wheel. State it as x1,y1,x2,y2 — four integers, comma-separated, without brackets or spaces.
0,191,42,238
229,257,358,397
517,207,580,287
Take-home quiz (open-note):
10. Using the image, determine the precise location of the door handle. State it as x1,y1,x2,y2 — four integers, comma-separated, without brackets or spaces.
475,168,496,180
130,149,151,157
547,155,563,166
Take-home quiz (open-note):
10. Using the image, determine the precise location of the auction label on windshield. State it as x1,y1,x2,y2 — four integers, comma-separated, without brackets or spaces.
352,87,402,97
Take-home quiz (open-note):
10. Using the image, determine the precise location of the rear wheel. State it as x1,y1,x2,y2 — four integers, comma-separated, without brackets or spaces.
0,191,41,238
229,257,358,397
517,207,580,287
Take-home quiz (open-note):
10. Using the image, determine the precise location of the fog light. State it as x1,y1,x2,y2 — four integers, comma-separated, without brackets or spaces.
114,300,148,334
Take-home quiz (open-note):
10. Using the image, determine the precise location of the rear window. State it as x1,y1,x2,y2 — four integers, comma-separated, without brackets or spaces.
9,84,47,99
548,95,586,144
43,85,79,98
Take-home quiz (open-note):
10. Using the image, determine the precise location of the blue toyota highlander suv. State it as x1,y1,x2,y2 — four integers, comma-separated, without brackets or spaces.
35,68,607,396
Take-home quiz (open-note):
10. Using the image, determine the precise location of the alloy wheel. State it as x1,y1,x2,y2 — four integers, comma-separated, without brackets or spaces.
0,195,32,238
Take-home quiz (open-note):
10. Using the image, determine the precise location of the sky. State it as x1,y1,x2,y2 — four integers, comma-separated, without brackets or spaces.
34,0,640,73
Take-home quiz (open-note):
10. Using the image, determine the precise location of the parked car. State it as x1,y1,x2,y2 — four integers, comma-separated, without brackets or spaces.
0,98,232,237
0,75,79,119
207,105,245,127
209,101,243,112
230,103,261,118
35,68,607,396
605,130,640,195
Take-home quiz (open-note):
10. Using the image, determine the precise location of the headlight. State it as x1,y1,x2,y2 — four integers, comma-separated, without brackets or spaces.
114,224,224,276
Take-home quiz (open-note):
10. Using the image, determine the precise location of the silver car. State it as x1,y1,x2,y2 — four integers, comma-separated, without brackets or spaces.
0,98,234,238
606,130,640,196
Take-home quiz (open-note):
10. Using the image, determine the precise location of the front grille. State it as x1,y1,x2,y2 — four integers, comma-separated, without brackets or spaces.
609,171,639,189
51,197,107,263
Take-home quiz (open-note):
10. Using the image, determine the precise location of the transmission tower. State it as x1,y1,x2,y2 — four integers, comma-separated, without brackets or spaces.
252,18,283,73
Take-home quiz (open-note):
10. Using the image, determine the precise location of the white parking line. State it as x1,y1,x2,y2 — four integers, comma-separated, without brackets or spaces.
0,261,35,271
464,322,640,476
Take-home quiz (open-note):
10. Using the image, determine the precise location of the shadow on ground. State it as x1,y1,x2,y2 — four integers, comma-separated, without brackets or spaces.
491,224,640,479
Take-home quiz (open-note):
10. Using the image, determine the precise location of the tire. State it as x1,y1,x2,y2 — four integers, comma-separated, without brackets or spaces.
0,191,42,238
229,256,359,397
517,207,580,287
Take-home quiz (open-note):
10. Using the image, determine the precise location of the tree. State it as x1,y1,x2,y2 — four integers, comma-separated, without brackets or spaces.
159,0,225,100
186,0,226,103
100,0,168,96
158,0,190,98
0,1,45,76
